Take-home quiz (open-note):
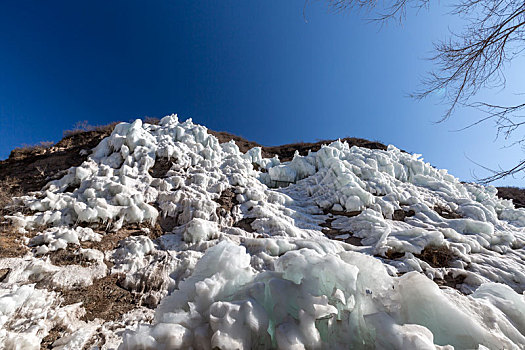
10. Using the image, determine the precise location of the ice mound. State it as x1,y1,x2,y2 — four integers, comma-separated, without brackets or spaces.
1,114,525,349
122,241,524,349
0,284,89,349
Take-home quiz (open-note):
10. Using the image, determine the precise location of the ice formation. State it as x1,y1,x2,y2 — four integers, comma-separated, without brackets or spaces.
1,114,525,349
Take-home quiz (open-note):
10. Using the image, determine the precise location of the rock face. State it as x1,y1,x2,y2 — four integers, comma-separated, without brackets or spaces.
0,114,525,349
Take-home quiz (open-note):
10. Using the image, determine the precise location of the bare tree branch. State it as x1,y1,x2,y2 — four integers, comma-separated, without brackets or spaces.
476,159,525,184
327,0,525,183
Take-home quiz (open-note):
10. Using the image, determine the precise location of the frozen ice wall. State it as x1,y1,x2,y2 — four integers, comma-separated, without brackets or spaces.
1,114,525,349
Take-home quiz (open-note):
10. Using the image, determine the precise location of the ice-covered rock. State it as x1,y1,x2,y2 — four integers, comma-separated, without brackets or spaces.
1,114,525,349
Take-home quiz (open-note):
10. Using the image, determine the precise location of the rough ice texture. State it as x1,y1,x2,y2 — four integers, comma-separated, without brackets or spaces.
1,114,524,349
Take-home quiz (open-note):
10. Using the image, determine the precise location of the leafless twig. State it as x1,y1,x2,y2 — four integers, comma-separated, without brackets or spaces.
328,0,525,182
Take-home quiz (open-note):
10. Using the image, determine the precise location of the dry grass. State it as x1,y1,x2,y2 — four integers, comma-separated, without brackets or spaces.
0,177,22,216
1,121,119,193
233,217,256,233
41,325,67,349
207,130,263,154
63,117,159,139
0,177,31,258
9,141,54,160
215,188,239,218
63,120,118,138
320,216,363,246
44,245,92,267
148,157,175,178
434,272,467,291
392,209,416,221
385,249,405,260
143,116,160,125
385,245,457,268
416,245,457,268
58,274,141,322
80,222,164,252
434,204,463,219
497,187,525,208
263,138,389,162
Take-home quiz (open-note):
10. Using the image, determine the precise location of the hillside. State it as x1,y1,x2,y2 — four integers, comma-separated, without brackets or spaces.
0,115,524,349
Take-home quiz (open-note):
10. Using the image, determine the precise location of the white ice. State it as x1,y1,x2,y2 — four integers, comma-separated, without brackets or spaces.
1,114,524,349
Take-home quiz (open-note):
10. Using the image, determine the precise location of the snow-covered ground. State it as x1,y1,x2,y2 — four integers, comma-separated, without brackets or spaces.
1,115,524,349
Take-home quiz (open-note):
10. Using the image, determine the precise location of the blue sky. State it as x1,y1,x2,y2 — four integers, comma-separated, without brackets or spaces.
1,0,523,186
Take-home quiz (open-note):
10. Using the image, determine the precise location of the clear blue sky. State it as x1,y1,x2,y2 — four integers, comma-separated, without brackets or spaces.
1,0,523,186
